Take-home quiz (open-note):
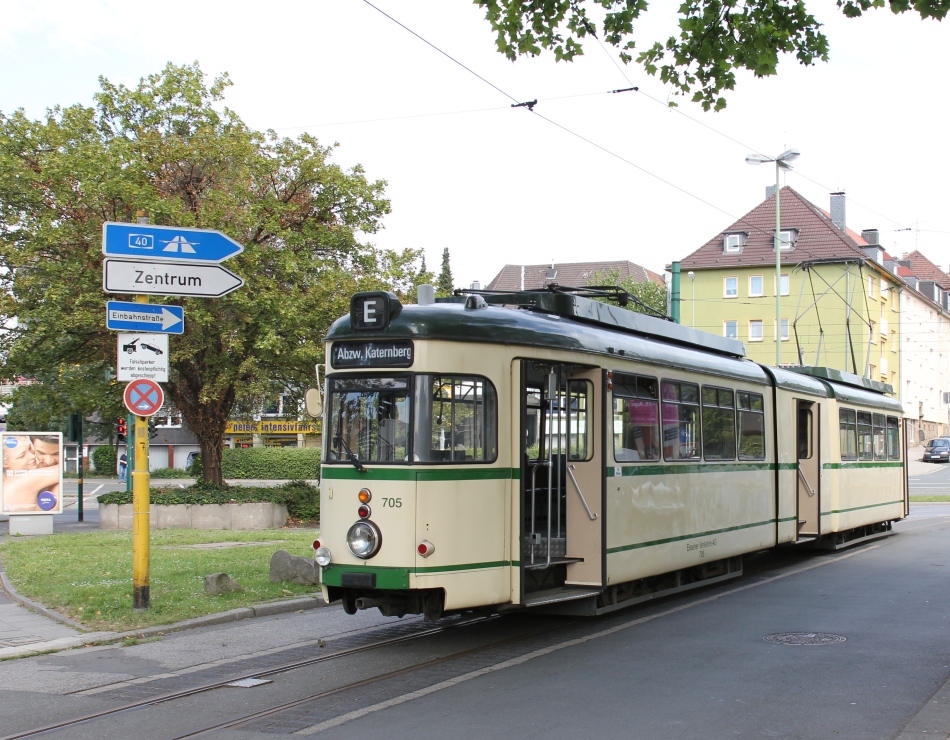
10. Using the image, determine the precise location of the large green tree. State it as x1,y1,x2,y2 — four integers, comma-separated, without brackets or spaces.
476,0,948,110
0,62,409,484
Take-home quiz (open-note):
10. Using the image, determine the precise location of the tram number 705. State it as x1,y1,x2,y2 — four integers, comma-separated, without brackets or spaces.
382,498,402,508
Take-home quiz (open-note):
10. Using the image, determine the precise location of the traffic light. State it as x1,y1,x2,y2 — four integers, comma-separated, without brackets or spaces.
148,419,157,440
67,412,82,442
117,417,127,442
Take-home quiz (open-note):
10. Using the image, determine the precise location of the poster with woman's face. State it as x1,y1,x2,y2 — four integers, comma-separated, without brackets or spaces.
0,433,63,515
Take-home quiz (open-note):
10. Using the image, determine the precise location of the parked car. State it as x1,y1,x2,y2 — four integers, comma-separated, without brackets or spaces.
922,437,950,463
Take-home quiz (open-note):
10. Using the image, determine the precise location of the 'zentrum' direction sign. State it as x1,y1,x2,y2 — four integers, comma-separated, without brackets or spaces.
102,222,243,264
103,258,244,298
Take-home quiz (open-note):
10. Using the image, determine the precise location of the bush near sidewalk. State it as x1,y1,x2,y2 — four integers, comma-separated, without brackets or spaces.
97,480,320,523
187,447,321,480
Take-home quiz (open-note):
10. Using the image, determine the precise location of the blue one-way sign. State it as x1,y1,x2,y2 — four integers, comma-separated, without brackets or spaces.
106,301,184,334
102,222,244,264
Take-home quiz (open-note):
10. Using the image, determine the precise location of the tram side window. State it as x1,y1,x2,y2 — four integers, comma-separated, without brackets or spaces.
839,408,857,460
872,413,887,461
701,386,736,461
413,375,497,463
737,391,766,460
857,412,873,460
661,380,700,461
612,374,660,462
886,416,901,460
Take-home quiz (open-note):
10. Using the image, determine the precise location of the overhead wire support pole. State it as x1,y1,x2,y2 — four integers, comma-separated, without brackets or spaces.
132,209,151,611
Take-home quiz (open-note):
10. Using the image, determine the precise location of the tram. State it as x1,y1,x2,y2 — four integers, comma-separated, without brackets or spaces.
310,287,907,620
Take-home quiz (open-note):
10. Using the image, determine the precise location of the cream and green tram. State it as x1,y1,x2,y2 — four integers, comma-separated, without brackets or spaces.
314,289,906,620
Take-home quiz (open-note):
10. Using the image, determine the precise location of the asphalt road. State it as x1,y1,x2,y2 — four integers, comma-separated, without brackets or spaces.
1,504,949,739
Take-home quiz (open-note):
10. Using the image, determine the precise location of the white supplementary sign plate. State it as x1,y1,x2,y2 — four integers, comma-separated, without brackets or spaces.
117,333,169,382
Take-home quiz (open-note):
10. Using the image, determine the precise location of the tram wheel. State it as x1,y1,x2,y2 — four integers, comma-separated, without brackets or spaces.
342,595,358,615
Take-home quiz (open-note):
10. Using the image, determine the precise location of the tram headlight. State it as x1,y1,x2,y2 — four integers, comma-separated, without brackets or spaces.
314,546,332,567
346,520,382,559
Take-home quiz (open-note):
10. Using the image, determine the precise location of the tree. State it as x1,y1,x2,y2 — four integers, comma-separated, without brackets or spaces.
437,247,454,297
0,62,403,484
475,0,947,110
585,269,668,317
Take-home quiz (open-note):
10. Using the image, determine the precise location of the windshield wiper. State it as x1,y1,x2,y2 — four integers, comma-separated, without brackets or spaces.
333,435,367,473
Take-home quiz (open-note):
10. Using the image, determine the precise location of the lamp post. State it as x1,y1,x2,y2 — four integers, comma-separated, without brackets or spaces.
687,271,695,328
745,148,800,365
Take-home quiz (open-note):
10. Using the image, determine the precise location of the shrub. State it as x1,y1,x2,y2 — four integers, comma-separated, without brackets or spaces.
96,480,320,522
91,446,117,476
219,447,321,480
150,467,192,479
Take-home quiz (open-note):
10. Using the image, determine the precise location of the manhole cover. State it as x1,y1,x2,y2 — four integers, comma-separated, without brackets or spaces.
764,632,846,646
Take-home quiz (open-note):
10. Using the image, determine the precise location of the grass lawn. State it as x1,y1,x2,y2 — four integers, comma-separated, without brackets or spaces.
0,529,320,632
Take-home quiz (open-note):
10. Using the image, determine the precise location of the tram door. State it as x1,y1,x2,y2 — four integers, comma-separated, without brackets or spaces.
520,361,603,598
796,400,820,537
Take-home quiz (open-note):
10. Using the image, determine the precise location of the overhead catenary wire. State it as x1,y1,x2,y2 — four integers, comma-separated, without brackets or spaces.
359,0,919,267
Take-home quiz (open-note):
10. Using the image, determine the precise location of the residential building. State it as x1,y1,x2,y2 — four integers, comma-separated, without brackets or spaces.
486,260,664,291
677,188,901,395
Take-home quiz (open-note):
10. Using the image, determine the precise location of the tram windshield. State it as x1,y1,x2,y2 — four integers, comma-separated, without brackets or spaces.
326,375,497,465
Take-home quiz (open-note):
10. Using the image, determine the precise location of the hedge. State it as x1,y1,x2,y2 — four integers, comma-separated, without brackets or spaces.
188,447,321,480
97,480,320,522
92,445,117,475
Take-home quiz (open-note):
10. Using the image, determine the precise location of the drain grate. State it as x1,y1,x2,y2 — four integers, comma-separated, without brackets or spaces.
764,632,846,646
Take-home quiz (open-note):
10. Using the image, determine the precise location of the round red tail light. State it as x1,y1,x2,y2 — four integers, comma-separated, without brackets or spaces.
358,504,371,519
418,540,434,558
312,540,321,550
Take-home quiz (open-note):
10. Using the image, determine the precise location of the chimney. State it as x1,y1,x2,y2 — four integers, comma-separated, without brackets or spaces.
861,229,880,245
765,185,776,199
830,192,846,231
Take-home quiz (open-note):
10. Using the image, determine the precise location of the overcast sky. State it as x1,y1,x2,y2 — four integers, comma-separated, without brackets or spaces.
3,1,948,290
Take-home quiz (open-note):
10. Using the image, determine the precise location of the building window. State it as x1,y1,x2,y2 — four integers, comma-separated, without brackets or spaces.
723,232,747,252
749,320,763,342
779,318,789,341
749,275,763,297
867,276,876,298
724,276,738,298
724,320,738,339
776,229,798,250
779,273,789,296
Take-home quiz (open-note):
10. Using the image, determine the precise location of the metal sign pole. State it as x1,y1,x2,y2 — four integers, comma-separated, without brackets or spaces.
132,211,151,611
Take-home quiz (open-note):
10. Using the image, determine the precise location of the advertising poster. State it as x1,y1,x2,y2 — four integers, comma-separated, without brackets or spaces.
0,433,63,515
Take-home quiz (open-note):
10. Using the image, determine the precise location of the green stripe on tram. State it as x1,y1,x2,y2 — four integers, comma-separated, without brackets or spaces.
822,461,904,470
820,499,905,516
606,519,774,554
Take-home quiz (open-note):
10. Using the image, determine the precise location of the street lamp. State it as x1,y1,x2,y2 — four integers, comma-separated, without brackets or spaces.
687,271,695,328
745,148,800,365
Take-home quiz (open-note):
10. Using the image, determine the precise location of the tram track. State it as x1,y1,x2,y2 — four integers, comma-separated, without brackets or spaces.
0,611,557,740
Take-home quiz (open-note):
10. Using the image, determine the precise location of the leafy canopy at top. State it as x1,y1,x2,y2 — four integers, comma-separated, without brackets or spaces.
475,0,948,110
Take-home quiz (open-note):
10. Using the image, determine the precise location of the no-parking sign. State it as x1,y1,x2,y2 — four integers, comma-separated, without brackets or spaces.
123,379,165,417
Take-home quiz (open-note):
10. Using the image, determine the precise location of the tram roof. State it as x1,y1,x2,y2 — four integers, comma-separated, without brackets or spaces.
327,291,769,384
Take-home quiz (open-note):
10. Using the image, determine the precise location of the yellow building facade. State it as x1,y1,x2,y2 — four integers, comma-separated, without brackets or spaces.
678,188,901,393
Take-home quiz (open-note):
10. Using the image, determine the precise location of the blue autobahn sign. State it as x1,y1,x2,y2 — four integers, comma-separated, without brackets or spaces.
106,301,184,334
102,222,244,264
